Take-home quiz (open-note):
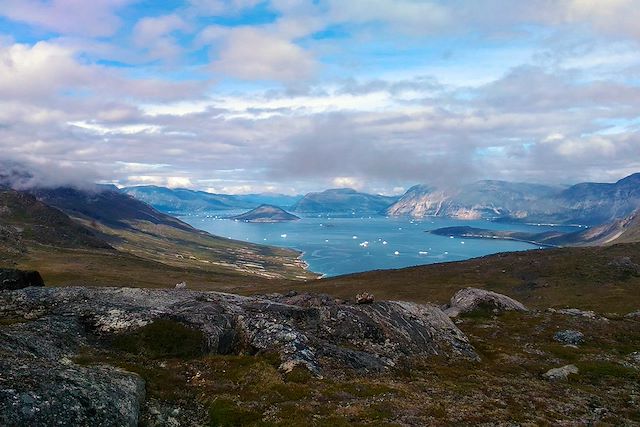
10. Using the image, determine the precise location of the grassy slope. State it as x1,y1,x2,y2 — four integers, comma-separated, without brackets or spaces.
253,243,640,314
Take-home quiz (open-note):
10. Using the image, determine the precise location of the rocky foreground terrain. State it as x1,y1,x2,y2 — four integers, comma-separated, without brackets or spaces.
1,280,639,426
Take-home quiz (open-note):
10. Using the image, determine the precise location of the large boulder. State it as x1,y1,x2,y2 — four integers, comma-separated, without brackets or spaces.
0,268,44,291
444,287,528,318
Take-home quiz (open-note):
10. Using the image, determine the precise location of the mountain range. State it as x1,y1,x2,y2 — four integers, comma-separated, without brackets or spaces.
122,173,640,226
386,173,640,225
122,185,302,214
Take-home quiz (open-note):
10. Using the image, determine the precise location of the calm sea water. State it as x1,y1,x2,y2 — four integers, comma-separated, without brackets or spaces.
181,212,575,277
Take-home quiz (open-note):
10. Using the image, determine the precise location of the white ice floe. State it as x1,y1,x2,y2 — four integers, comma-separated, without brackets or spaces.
382,241,388,245
418,251,428,255
280,234,287,238
359,241,369,248
352,235,358,239
394,251,400,255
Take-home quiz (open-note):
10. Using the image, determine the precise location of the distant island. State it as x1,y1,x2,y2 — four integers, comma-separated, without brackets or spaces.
230,204,300,223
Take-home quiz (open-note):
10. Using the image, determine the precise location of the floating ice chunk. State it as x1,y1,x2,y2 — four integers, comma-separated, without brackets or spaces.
418,251,428,255
449,236,454,239
325,239,329,242
352,235,358,239
444,251,449,255
382,241,388,245
359,241,369,248
394,251,400,256
461,241,465,244
280,234,287,238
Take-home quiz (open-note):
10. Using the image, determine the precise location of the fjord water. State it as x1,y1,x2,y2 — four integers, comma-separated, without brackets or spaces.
183,213,573,277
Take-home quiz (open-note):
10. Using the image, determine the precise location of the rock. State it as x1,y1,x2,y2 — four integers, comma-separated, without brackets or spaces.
174,281,187,289
355,292,375,304
0,287,478,377
626,310,640,319
0,268,44,291
554,330,585,345
0,317,144,426
608,256,640,276
444,287,528,318
543,364,579,381
548,308,608,322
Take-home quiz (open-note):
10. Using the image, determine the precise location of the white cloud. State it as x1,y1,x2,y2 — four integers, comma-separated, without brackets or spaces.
132,14,191,61
211,27,317,81
332,176,364,190
0,0,133,37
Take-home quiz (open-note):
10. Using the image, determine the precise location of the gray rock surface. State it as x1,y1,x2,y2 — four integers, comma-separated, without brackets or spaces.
444,287,528,318
554,329,585,345
0,268,44,291
0,316,145,427
549,308,608,321
543,364,579,381
0,287,477,425
626,310,640,319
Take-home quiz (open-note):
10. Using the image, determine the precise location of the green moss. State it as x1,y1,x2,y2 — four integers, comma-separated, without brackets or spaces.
208,398,267,427
111,319,206,359
282,365,314,383
577,361,638,383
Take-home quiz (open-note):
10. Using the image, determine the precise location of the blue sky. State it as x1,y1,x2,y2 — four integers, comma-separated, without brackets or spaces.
1,0,639,194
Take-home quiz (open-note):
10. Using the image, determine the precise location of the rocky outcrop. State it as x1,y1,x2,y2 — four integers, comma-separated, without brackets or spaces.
554,330,585,346
444,287,528,318
0,268,44,291
0,287,478,424
2,288,476,373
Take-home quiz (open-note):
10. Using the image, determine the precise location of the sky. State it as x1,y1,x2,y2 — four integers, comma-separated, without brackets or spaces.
1,0,639,195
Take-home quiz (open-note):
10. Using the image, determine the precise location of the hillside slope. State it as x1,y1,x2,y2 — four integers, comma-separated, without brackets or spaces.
1,187,315,287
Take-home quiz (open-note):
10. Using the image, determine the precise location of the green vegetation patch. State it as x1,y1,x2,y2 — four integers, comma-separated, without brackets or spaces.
208,398,266,427
111,319,206,359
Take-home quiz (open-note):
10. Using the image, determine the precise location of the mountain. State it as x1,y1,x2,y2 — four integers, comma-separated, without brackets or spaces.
550,173,640,225
122,186,303,214
1,186,315,285
292,188,399,214
230,204,300,223
0,189,112,257
387,181,561,220
122,186,254,213
386,173,640,225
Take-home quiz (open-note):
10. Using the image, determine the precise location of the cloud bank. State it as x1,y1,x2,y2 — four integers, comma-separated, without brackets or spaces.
0,1,639,194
